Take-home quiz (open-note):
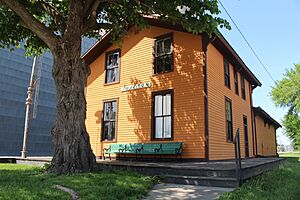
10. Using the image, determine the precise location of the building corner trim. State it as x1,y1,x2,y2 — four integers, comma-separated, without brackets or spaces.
202,33,215,161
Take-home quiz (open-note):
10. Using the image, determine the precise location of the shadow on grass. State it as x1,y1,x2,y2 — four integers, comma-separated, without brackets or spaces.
0,164,154,200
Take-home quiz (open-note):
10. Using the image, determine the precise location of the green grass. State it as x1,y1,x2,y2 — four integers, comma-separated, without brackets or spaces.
0,164,155,200
279,152,300,158
218,154,300,200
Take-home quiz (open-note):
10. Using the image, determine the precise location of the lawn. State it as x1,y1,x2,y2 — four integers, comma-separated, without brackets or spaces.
218,153,300,200
279,152,300,158
0,164,154,200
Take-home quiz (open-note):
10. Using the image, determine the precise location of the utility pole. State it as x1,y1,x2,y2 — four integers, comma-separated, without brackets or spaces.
21,56,37,158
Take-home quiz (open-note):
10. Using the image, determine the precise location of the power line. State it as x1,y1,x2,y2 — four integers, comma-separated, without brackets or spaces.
218,0,276,83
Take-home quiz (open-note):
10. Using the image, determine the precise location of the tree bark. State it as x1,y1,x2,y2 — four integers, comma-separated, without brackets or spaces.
49,35,96,173
46,0,96,174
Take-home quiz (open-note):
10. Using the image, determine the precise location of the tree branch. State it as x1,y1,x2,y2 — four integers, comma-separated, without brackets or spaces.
1,0,58,51
83,22,112,34
84,0,120,16
84,0,100,18
37,1,66,32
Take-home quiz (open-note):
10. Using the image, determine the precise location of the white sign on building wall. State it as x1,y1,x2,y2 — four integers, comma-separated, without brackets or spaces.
121,82,152,92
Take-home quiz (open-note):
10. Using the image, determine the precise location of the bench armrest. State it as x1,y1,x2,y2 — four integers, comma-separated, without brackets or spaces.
118,147,125,153
175,143,183,154
155,144,163,153
136,148,142,153
103,146,111,152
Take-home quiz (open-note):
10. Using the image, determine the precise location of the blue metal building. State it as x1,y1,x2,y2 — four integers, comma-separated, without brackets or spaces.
0,39,95,156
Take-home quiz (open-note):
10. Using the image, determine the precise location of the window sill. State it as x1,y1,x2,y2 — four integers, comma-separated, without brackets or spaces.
152,70,173,76
104,81,120,86
101,140,117,143
151,137,173,141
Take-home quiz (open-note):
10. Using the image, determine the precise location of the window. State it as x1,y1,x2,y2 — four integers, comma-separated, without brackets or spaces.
243,116,249,157
154,33,173,74
224,59,230,88
152,90,173,139
234,71,239,95
105,49,120,84
225,98,233,142
102,100,117,141
241,76,246,100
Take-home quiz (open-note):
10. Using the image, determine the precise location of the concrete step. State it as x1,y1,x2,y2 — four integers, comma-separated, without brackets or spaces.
160,175,238,188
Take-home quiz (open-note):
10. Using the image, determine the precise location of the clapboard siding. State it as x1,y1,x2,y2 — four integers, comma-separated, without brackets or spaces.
255,115,277,156
86,26,205,159
207,44,254,160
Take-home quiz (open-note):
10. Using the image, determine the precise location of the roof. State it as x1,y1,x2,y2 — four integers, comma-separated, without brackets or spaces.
253,107,282,129
82,17,262,87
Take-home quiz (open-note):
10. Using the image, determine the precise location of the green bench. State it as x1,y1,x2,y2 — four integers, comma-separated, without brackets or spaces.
103,142,183,160
103,143,126,160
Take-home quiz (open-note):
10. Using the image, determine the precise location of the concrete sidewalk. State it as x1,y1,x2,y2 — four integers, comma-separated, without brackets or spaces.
144,184,234,200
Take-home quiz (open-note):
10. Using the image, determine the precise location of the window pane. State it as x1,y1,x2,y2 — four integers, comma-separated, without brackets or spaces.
165,55,172,71
111,101,116,120
111,69,116,82
155,117,163,138
114,68,119,82
226,101,231,121
107,55,113,69
104,103,110,121
156,40,163,56
164,116,171,138
163,94,171,115
112,53,119,67
108,122,115,140
106,69,114,83
224,61,229,74
103,122,110,139
234,72,238,83
156,56,164,73
155,95,162,116
164,38,171,54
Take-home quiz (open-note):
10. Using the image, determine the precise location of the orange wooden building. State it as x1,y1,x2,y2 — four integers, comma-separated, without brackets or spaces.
82,18,280,160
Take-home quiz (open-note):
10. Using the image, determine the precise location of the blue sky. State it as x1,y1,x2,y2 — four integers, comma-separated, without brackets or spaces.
217,0,300,145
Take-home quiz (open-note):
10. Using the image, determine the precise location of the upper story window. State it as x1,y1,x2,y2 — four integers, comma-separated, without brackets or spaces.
154,33,173,74
224,59,230,88
105,49,120,84
234,71,239,95
225,98,233,142
241,76,246,100
102,100,117,141
152,90,173,139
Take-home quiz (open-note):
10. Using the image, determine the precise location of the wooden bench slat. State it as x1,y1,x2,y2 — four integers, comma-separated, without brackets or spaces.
103,142,183,160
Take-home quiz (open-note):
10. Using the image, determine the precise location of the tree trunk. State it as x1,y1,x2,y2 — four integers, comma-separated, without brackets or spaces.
49,35,96,173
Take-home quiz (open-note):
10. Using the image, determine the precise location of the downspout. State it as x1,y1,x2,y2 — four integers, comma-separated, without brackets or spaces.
202,33,216,161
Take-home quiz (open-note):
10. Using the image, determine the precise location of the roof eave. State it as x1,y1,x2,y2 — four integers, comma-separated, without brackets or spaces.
253,107,282,129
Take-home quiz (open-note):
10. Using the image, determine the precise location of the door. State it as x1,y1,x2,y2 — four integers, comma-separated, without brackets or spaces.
243,116,249,157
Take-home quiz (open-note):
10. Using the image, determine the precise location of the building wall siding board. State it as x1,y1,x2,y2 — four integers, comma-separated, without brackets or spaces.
206,44,254,160
86,26,205,159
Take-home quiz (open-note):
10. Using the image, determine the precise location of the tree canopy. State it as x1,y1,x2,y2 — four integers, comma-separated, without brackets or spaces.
0,0,230,173
0,0,230,56
271,64,300,150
